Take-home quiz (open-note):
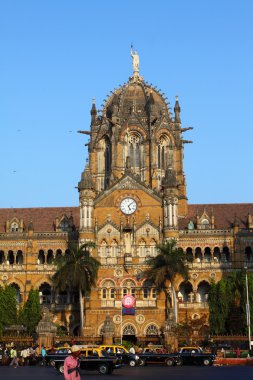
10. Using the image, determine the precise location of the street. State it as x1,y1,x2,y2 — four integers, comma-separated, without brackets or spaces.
0,365,253,380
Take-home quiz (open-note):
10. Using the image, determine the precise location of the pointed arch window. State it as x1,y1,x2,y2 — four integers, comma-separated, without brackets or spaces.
158,135,173,170
128,134,141,169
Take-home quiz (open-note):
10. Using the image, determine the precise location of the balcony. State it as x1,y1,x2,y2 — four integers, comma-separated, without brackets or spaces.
178,302,209,309
101,300,115,307
136,300,156,307
0,264,24,271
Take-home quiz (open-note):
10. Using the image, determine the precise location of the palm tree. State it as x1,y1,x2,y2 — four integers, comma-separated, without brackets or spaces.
52,242,100,336
142,240,189,323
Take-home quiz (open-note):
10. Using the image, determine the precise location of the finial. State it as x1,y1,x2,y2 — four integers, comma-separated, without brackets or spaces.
92,98,96,105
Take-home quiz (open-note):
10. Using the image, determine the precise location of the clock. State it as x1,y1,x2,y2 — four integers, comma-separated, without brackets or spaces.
120,198,137,215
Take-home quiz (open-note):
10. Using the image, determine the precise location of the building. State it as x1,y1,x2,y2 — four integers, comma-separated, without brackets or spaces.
0,51,253,343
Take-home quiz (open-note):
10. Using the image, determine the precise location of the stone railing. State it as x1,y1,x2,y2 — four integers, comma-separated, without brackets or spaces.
178,302,209,309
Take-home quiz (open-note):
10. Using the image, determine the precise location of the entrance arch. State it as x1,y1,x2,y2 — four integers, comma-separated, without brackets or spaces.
122,324,137,344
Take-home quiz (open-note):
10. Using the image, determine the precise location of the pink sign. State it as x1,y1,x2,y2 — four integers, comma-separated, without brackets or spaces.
122,294,135,308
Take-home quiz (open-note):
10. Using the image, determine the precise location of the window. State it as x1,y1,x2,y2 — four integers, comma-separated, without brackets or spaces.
10,222,19,232
60,218,69,232
101,280,115,300
121,279,136,298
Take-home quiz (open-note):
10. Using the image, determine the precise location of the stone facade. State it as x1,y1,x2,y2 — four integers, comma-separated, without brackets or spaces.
0,55,253,343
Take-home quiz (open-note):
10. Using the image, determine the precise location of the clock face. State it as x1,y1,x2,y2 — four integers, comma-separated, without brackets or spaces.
120,198,137,215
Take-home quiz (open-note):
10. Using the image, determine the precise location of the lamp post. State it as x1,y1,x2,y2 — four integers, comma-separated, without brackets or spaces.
245,266,251,351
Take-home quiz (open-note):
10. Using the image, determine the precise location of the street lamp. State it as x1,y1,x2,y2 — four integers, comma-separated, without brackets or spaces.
245,266,251,351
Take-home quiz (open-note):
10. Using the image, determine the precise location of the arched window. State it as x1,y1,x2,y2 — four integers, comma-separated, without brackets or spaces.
0,251,4,264
60,217,69,232
195,247,202,262
39,283,52,304
7,250,14,265
245,246,253,262
55,249,62,260
10,222,19,232
204,247,211,262
101,280,115,300
179,281,194,302
138,239,146,257
222,246,230,262
143,280,156,299
38,250,45,264
16,250,23,265
186,247,193,262
129,134,141,168
200,219,210,229
122,279,136,298
123,324,136,336
213,247,221,262
99,240,108,257
111,240,118,257
146,324,159,336
158,135,173,170
196,281,210,303
149,239,157,257
47,249,54,264
10,283,21,304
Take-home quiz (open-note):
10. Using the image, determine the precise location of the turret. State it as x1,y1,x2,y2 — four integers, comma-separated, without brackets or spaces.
174,96,181,123
162,168,179,239
78,164,96,239
90,98,97,126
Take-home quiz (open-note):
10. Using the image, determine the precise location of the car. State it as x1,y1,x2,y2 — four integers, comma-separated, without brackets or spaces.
138,352,180,367
99,345,140,367
177,347,216,366
44,347,72,367
54,351,122,375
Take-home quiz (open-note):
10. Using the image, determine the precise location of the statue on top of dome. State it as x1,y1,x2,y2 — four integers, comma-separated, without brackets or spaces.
130,44,139,74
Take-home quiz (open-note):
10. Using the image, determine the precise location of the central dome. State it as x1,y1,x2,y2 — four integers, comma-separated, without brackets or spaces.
104,75,171,125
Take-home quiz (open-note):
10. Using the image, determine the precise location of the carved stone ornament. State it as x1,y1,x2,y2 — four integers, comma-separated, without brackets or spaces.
191,273,198,280
2,274,8,281
114,268,123,277
113,315,122,324
210,272,216,279
135,314,145,324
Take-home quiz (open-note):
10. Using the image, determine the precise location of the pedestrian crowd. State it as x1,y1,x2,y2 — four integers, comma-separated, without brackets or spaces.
0,343,41,367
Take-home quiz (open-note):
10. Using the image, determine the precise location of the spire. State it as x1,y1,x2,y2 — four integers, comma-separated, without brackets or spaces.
174,96,181,123
78,164,95,191
90,98,97,125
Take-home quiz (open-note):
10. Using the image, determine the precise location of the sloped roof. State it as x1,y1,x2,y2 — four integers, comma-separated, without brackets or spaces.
0,203,252,233
0,207,79,233
179,203,253,230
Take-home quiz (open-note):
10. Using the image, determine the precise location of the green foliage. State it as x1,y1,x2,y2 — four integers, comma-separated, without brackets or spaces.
19,289,41,334
208,271,253,335
53,242,100,294
141,240,188,320
52,242,100,332
0,285,18,335
142,240,189,292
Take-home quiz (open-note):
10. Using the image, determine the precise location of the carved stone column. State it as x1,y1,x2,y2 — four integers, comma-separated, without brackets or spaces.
101,315,115,345
36,306,57,349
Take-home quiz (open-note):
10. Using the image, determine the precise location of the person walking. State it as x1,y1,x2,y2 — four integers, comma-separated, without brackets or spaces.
41,345,47,366
64,345,81,380
9,346,18,368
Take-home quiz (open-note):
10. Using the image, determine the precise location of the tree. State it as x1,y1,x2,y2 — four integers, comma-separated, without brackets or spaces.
0,285,18,335
52,242,100,336
19,288,41,334
208,271,253,335
141,240,189,323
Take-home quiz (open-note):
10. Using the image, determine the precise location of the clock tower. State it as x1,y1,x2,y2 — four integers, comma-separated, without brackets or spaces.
77,50,191,342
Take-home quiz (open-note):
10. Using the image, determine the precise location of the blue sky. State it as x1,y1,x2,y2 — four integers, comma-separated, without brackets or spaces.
1,0,252,208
